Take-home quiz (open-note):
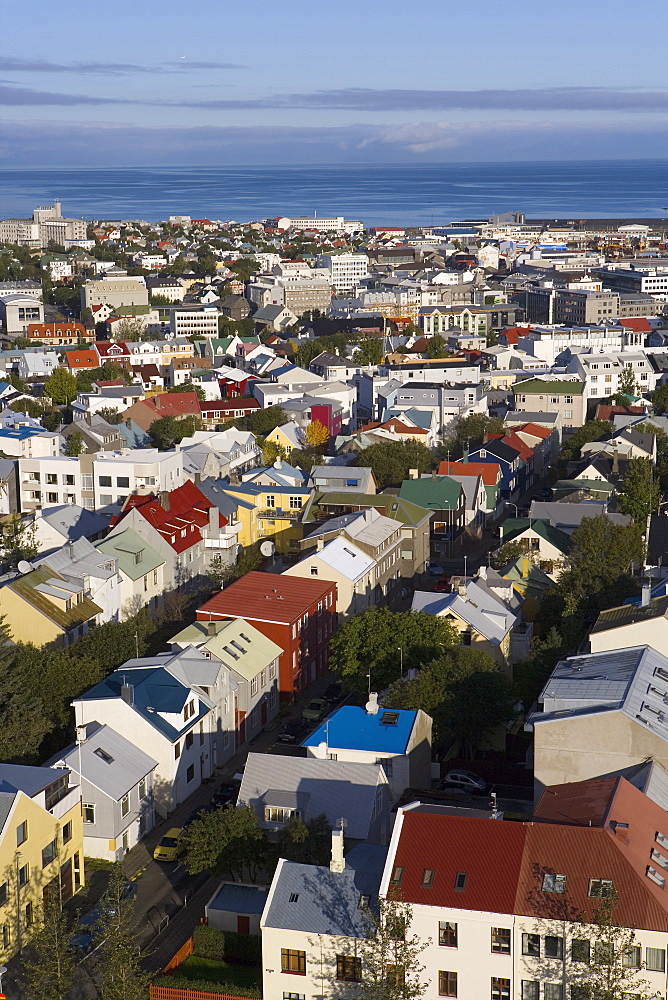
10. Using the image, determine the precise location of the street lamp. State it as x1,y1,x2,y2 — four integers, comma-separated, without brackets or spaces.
0,965,7,995
505,502,519,518
398,647,403,680
15,852,23,956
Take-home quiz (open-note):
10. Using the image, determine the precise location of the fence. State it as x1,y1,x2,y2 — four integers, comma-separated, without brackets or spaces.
162,936,194,972
151,987,257,1000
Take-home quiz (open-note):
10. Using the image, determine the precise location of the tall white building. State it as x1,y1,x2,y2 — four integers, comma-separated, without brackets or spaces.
316,253,369,293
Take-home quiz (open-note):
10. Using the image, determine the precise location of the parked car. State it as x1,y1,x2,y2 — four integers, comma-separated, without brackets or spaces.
153,827,185,862
433,576,451,593
212,779,240,808
441,769,488,794
428,561,446,576
183,803,217,829
279,718,309,744
536,487,553,500
71,881,138,953
324,679,344,703
302,697,329,723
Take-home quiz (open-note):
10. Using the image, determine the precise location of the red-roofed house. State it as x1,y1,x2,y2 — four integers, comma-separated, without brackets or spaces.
620,317,652,335
120,391,202,432
199,398,260,429
512,421,559,474
107,480,236,591
196,571,337,700
64,349,100,372
27,322,91,346
438,459,502,519
94,341,132,368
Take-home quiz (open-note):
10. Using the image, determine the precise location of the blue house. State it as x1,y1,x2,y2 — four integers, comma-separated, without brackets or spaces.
468,438,522,500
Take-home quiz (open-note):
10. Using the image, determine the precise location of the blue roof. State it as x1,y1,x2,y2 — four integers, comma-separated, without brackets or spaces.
208,883,267,915
304,705,417,754
0,426,52,440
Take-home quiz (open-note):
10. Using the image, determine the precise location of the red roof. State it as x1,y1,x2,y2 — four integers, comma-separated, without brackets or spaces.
28,322,86,338
359,418,428,436
64,349,99,370
437,460,501,486
500,431,534,461
595,404,646,421
95,340,131,359
513,422,552,440
200,398,260,413
620,318,652,333
392,800,668,930
144,392,202,418
113,480,226,553
197,571,335,625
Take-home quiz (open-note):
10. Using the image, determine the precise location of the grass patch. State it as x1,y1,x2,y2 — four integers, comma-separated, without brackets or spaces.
179,956,262,990
83,857,114,873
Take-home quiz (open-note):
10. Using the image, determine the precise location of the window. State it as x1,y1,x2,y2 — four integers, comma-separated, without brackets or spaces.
99,475,112,487
571,938,590,963
421,868,435,888
121,794,130,817
381,711,399,726
289,496,301,509
16,821,27,846
46,473,57,485
390,866,404,885
545,986,563,1000
439,921,457,947
25,901,33,927
589,879,614,898
0,882,7,906
439,971,457,997
117,477,130,488
266,495,276,509
491,928,511,954
83,803,95,824
184,699,196,721
310,566,318,576
282,994,305,1000
62,821,72,844
186,764,195,783
522,933,540,957
491,978,510,1000
454,872,467,891
174,742,180,759
545,936,564,960
42,840,56,868
185,732,194,750
281,948,306,974
18,864,29,888
542,873,567,893
94,747,114,764
65,475,75,486
522,984,539,1000
336,955,362,981
2,925,8,949
386,966,405,988
250,676,258,697
623,945,641,968
646,947,665,972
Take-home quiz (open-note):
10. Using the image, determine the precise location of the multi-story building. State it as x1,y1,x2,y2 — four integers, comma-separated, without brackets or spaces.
169,305,219,338
196,572,337,699
511,377,587,429
26,322,91,346
0,201,87,247
316,253,369,293
276,216,363,233
595,263,668,299
81,272,149,312
568,351,658,399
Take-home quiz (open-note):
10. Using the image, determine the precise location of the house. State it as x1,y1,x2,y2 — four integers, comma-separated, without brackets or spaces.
46,723,157,861
196,572,337,699
527,644,668,798
0,425,59,459
73,648,218,816
467,438,525,500
219,482,312,555
587,593,668,654
206,882,268,936
242,459,308,490
239,752,392,843
199,397,260,430
180,428,260,484
64,349,103,373
0,563,102,647
303,702,432,799
264,421,304,455
33,537,120,624
511,377,586,428
309,465,377,495
0,763,84,964
399,475,466,558
27,322,90,347
252,303,298,331
500,518,571,578
169,617,281,751
29,504,108,554
528,500,630,536
95,527,166,619
120,391,202,434
411,585,515,673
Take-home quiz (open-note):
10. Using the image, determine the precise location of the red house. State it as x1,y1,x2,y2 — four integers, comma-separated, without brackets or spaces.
196,572,337,701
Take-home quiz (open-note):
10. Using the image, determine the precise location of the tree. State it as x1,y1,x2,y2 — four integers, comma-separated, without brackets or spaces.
330,607,459,693
181,805,271,881
41,409,62,432
304,419,329,449
616,457,660,526
149,415,189,450
559,515,644,614
354,337,384,366
555,419,613,478
113,317,147,342
167,381,206,400
295,340,321,369
0,514,38,569
617,364,638,396
358,894,430,1000
97,863,151,1000
244,405,287,436
65,431,85,456
229,257,258,282
98,406,124,425
490,539,530,570
353,441,436,489
210,547,262,589
274,813,332,866
261,438,287,466
44,367,77,405
652,383,668,415
425,333,447,358
573,894,653,1000
21,892,77,1000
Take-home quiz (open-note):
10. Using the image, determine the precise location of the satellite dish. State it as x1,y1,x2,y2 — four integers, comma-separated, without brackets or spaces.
260,540,275,557
17,560,32,575
317,742,328,753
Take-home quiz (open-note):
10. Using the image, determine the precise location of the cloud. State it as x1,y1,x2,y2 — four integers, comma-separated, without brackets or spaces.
0,83,134,106
0,56,242,76
176,85,668,113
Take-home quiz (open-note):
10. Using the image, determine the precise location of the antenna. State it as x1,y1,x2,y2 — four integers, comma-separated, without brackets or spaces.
16,560,32,575
337,817,347,831
134,631,139,658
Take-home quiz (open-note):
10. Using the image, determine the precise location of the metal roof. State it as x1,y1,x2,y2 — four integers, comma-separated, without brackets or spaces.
0,764,62,798
304,706,417,755
50,723,157,801
197,571,335,625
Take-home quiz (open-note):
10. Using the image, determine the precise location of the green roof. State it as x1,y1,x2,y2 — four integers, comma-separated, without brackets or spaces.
112,305,151,316
512,378,584,395
501,557,555,602
553,478,615,497
590,595,668,633
501,517,572,554
170,618,281,683
95,528,164,581
398,475,463,510
9,565,102,631
306,491,431,526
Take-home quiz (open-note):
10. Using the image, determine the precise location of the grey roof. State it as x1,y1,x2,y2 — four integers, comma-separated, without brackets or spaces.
239,752,386,840
411,589,514,645
38,505,108,543
0,792,15,835
197,478,242,520
528,501,631,533
207,882,268,916
262,844,388,936
34,536,117,580
0,763,62,797
48,723,157,800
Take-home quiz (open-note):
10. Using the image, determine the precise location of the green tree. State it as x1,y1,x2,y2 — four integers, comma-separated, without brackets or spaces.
555,419,613,478
425,333,447,358
244,405,287,436
330,607,459,693
559,515,644,614
65,431,85,456
617,364,638,396
42,409,62,432
44,367,77,405
0,514,38,569
229,257,258,282
211,547,262,589
274,814,332,866
21,893,77,1000
490,539,530,570
261,438,287,465
181,805,271,882
98,406,124,425
354,337,384,366
167,381,206,400
113,317,148,342
149,415,190,449
97,863,151,1000
652,383,668,415
616,456,660,526
574,894,653,1000
359,895,430,1000
295,340,321,369
353,441,436,489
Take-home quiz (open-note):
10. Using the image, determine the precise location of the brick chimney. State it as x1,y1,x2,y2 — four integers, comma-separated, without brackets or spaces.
160,491,170,510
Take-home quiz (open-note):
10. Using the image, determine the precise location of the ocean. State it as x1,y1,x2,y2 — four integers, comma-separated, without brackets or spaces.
1,160,668,227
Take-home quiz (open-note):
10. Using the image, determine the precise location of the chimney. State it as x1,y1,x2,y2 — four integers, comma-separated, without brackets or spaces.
208,504,217,532
642,582,651,607
408,467,419,480
120,682,134,706
317,537,325,551
206,620,218,637
160,491,170,510
330,829,345,874
155,395,161,409
365,692,379,715
462,443,469,464
126,418,132,428
613,447,619,475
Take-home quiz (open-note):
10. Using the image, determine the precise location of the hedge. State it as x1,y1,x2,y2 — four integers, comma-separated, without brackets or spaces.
193,926,262,968
162,975,262,998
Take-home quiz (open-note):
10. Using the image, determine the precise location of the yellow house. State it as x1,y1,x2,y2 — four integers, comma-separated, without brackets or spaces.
265,422,303,456
0,764,84,962
221,483,311,554
413,588,513,676
0,565,102,648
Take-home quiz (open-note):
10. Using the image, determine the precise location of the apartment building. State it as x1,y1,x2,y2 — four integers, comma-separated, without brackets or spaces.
568,351,658,399
276,216,363,233
316,253,369,292
81,273,149,311
169,305,219,338
0,201,87,246
511,378,586,429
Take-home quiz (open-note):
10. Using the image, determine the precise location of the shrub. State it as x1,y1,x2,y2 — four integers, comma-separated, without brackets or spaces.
222,930,262,966
193,924,225,960
163,975,261,997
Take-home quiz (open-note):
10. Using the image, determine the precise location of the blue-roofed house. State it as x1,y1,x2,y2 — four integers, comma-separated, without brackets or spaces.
303,701,432,799
261,834,387,1000
73,648,218,816
206,882,268,935
0,424,60,458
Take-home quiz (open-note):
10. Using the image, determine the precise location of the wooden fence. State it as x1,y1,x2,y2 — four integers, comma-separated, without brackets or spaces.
150,987,257,1000
162,936,194,973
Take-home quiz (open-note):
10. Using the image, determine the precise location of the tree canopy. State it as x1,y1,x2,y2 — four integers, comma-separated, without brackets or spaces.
149,414,199,449
352,440,436,489
44,367,77,405
181,805,271,881
615,456,660,526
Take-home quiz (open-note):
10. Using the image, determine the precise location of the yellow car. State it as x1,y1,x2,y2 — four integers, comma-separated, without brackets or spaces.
153,828,184,862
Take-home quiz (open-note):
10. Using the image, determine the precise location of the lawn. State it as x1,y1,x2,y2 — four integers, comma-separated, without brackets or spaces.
178,955,263,990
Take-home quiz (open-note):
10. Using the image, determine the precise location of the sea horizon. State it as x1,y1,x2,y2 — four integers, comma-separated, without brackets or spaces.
1,159,667,227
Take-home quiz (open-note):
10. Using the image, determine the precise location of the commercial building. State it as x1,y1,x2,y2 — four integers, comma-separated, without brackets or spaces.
0,201,87,247
316,253,369,293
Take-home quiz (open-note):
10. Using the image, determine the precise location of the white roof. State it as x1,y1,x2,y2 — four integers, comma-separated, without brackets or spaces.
311,536,375,583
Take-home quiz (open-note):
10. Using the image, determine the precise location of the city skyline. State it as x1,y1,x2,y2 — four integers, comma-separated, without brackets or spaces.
2,0,668,165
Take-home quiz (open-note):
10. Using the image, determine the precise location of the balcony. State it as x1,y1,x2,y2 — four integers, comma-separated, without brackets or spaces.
257,508,302,520
48,783,81,820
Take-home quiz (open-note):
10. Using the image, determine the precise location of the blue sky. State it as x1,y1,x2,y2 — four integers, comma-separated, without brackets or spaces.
2,0,668,165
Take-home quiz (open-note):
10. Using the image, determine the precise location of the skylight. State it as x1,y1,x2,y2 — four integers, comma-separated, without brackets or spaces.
390,866,404,885
454,872,467,892
289,893,299,903
94,748,114,764
381,712,399,726
421,868,435,888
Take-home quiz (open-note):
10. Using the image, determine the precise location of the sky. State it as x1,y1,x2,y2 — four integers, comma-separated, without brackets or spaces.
1,0,668,166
